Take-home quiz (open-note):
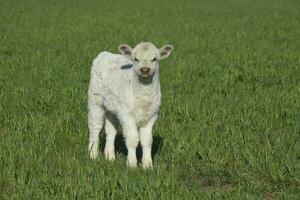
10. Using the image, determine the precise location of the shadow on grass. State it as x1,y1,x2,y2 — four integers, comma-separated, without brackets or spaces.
100,134,163,162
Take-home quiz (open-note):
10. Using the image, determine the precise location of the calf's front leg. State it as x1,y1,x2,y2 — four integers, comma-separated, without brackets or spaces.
121,116,139,168
139,116,157,169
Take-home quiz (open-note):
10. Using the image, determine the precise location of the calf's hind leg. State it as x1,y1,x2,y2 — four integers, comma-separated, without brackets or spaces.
88,102,105,159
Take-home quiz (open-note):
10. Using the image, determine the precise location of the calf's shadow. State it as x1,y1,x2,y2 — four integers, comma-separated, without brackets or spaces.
100,133,163,162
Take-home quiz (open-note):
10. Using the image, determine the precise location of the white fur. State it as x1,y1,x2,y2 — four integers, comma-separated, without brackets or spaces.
88,42,173,169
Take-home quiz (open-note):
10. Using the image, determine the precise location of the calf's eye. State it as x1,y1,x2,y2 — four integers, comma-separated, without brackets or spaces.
151,57,157,62
134,58,139,62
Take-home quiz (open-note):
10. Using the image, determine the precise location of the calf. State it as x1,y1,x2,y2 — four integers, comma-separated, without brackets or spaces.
88,42,174,169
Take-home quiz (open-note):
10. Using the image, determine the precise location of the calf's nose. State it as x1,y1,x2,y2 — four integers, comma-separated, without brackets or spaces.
141,67,150,73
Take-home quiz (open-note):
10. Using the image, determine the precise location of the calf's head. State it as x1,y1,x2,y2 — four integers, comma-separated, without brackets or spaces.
119,42,173,78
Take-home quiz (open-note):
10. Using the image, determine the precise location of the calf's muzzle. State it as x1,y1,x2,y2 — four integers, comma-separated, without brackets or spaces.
140,67,151,75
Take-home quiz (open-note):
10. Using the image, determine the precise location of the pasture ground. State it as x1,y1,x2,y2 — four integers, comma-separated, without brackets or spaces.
0,0,299,199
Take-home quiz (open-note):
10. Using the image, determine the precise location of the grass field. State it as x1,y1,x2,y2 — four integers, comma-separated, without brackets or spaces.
0,0,300,199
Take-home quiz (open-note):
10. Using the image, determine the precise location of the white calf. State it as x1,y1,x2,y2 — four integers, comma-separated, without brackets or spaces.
88,42,173,169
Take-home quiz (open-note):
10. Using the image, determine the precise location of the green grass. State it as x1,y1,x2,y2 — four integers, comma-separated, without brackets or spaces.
0,0,300,199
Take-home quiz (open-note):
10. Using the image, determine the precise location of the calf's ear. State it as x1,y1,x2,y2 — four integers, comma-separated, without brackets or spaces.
119,44,133,60
159,44,174,60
